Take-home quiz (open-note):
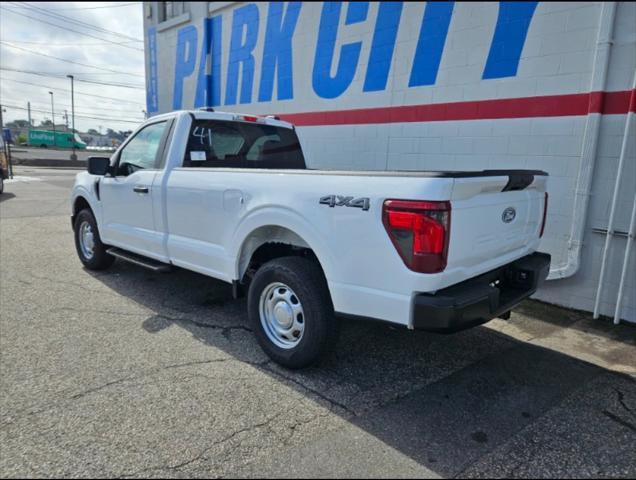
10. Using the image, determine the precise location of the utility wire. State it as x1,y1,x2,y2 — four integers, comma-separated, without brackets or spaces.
54,77,144,90
2,96,145,116
1,42,145,78
12,2,143,43
5,98,145,117
36,2,141,11
3,103,144,124
0,67,145,90
0,7,144,51
1,67,140,76
0,77,146,106
0,38,141,47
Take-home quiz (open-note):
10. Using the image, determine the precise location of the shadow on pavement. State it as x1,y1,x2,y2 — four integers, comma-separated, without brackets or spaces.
0,192,16,203
515,299,636,349
89,261,636,477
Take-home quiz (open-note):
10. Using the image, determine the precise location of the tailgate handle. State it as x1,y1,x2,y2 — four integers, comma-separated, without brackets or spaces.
502,173,534,192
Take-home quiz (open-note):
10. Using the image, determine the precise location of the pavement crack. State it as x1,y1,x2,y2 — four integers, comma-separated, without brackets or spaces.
2,358,271,429
54,307,147,317
613,388,633,414
602,410,636,433
70,375,137,400
119,411,285,477
282,409,332,446
259,364,356,417
71,358,240,399
158,314,252,337
162,359,231,369
22,272,121,298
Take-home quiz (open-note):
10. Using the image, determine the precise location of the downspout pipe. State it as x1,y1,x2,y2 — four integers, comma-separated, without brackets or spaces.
548,1,616,280
593,71,636,318
613,194,636,324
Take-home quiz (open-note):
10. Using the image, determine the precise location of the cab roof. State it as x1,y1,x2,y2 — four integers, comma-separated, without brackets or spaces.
187,109,295,130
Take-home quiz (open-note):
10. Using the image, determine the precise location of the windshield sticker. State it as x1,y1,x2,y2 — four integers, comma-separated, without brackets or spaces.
190,151,207,161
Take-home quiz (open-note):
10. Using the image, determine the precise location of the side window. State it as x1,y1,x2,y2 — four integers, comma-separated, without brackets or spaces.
117,122,167,175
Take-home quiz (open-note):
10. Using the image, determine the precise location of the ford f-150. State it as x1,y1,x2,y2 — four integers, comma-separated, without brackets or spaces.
71,109,550,368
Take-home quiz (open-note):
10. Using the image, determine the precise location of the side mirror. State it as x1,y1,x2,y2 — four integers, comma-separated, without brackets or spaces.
87,156,111,176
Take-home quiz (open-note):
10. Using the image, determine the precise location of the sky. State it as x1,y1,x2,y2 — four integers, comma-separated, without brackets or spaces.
0,1,146,133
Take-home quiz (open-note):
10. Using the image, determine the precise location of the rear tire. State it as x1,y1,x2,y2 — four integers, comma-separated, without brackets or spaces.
248,257,339,369
73,208,115,270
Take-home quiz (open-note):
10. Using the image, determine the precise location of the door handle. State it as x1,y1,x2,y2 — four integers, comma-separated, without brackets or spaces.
133,185,149,194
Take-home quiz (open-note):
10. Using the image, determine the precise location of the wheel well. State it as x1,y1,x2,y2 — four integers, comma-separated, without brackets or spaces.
238,226,325,291
246,242,318,276
73,196,92,221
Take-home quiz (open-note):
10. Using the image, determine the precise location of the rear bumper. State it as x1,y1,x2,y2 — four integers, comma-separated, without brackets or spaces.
412,252,551,333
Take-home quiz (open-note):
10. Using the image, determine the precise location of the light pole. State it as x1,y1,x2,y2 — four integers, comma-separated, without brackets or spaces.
49,91,56,147
66,74,77,160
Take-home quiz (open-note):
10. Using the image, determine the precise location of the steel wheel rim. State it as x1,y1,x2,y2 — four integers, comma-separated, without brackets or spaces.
79,221,95,260
259,282,305,349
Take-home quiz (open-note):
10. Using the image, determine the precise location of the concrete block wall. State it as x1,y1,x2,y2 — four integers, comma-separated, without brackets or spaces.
144,1,636,321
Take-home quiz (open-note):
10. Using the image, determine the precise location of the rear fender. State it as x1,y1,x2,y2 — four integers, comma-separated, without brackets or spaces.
231,206,336,286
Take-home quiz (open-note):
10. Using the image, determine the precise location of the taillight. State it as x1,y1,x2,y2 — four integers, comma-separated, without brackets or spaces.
540,192,548,238
239,115,260,122
382,200,451,273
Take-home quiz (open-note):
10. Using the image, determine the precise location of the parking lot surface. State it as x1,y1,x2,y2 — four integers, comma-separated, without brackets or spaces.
1,167,635,478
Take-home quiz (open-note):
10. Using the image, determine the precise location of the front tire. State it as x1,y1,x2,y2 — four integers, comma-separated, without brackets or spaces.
248,257,339,369
73,208,115,270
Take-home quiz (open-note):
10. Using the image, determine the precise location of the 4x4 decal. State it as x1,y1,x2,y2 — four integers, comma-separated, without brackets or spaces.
319,195,370,211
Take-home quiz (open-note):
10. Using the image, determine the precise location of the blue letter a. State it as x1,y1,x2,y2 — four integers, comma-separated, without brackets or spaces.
195,16,222,108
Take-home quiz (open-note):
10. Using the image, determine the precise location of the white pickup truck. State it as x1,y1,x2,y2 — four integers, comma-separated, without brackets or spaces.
71,109,550,368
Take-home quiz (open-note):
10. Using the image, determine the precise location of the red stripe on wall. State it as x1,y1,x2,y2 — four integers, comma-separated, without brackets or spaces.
277,89,635,127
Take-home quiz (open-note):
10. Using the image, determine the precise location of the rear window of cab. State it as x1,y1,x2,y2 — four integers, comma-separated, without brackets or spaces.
183,120,306,169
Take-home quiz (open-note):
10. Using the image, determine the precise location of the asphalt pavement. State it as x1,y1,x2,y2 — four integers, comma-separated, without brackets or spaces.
1,167,635,478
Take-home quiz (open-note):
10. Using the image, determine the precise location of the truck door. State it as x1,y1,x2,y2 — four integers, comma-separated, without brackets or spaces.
99,120,172,261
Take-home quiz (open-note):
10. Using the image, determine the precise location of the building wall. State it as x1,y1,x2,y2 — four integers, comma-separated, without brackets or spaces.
143,1,636,322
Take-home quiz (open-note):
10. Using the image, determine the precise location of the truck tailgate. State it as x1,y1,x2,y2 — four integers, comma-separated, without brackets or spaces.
446,172,547,272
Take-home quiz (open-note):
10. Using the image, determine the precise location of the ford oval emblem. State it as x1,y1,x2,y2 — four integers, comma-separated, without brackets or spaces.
502,207,516,223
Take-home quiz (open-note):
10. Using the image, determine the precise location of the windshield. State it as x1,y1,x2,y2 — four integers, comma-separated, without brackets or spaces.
183,120,305,169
